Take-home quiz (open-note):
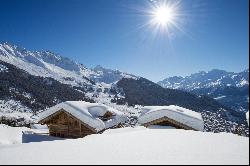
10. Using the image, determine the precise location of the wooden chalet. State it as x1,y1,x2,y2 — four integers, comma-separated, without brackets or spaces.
38,101,126,138
138,105,204,131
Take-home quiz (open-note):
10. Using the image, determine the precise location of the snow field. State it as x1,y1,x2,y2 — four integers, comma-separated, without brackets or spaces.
0,126,248,165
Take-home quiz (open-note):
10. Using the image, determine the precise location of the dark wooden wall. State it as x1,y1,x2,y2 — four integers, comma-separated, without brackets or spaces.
43,110,96,138
143,116,196,131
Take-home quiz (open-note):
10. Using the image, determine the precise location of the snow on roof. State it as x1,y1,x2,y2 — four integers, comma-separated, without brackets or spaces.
138,105,204,131
38,101,127,132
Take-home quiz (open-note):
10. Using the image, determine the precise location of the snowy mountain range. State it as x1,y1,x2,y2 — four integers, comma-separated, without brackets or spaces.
0,42,138,87
158,69,249,113
0,42,249,135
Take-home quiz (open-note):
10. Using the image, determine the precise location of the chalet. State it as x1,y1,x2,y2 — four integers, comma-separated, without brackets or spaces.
38,101,127,138
138,105,204,131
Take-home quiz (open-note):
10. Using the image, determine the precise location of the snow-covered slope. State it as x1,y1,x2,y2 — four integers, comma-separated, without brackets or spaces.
0,126,248,165
0,60,107,128
0,42,138,87
0,99,35,123
91,65,138,84
0,43,93,87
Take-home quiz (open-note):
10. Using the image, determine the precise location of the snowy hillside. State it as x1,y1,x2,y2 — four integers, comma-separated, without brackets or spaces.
0,42,138,87
0,42,139,117
0,100,35,123
0,126,248,165
158,69,249,112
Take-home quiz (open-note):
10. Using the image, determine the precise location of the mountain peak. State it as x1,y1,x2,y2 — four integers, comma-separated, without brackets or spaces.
94,65,105,71
209,69,228,74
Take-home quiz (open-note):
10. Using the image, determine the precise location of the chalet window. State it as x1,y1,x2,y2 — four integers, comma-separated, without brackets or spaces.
99,111,114,121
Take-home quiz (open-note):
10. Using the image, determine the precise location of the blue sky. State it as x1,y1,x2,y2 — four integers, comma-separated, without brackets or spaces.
0,0,249,82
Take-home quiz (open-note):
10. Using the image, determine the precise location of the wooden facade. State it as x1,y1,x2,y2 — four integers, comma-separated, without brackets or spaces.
39,109,97,138
142,116,197,131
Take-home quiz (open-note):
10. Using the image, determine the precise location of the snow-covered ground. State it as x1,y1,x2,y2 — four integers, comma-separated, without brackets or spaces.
0,126,248,165
0,124,29,145
0,124,50,145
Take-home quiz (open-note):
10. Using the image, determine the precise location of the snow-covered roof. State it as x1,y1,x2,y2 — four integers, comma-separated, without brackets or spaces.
38,101,127,132
138,105,204,131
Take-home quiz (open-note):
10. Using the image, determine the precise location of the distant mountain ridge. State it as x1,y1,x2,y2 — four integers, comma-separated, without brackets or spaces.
158,69,249,113
158,69,249,90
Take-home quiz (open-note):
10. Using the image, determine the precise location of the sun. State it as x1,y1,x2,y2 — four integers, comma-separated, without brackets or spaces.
146,0,183,35
131,0,188,40
153,5,175,26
